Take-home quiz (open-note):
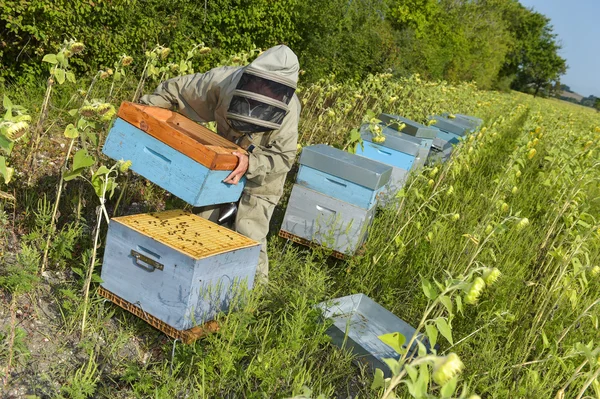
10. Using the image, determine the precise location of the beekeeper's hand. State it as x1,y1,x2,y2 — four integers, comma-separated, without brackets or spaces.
223,152,249,185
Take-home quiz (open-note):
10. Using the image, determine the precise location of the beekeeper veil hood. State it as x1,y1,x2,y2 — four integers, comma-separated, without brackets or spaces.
226,45,299,133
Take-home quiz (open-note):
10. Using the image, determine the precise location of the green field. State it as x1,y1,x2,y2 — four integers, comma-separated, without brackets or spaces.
0,44,599,399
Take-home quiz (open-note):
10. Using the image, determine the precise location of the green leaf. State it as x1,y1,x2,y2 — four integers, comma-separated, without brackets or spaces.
63,169,83,181
422,278,438,300
72,149,95,170
91,273,103,283
66,71,76,83
382,357,401,376
455,295,463,316
64,123,79,139
371,368,385,390
3,95,13,109
68,108,79,117
0,156,15,184
56,51,66,65
54,68,66,84
425,324,438,349
72,267,84,278
378,332,406,354
113,71,122,81
404,364,418,383
0,134,14,154
435,317,453,345
439,295,453,315
440,376,458,398
42,54,58,64
541,330,549,349
94,165,110,177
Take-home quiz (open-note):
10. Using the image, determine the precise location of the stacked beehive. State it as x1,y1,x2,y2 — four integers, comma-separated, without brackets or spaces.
355,115,435,202
100,103,260,342
427,113,483,161
280,144,392,257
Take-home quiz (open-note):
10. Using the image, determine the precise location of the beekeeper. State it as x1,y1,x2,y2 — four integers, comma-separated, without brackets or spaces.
139,45,300,282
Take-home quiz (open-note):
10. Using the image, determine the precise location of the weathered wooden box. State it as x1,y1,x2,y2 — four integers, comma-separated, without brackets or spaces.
317,294,429,377
280,185,376,254
296,144,392,209
103,102,246,207
100,210,260,331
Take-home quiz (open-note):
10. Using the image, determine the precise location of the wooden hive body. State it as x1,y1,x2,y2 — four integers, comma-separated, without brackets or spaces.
102,103,247,207
281,184,376,254
100,210,260,331
296,144,392,209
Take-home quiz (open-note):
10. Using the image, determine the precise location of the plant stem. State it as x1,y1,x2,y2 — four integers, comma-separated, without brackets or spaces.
81,179,107,336
41,138,75,274
26,71,55,182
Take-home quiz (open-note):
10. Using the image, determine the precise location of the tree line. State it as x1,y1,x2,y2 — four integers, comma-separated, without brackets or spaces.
1,0,566,94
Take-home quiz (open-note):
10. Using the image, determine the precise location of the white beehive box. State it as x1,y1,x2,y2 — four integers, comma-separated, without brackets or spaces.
100,210,260,331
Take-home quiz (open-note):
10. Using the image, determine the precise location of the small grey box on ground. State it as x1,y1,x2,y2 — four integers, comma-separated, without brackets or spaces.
317,293,429,377
379,113,439,139
299,144,392,190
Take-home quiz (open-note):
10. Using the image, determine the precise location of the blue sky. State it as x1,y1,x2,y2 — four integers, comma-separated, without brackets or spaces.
518,0,600,97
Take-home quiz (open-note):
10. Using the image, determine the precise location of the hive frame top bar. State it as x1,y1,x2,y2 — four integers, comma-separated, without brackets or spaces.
113,210,259,260
117,102,247,171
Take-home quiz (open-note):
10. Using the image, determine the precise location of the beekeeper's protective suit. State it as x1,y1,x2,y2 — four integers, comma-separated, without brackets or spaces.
140,45,300,281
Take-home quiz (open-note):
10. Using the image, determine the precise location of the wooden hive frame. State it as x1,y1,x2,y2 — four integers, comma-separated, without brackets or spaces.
98,286,220,344
117,102,247,171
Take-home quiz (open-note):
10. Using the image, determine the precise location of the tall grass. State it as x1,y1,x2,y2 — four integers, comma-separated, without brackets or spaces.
0,47,598,398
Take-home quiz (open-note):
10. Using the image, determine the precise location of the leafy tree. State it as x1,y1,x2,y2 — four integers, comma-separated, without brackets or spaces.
498,2,567,96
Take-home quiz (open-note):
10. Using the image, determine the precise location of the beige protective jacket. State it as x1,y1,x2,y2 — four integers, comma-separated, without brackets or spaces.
139,46,300,205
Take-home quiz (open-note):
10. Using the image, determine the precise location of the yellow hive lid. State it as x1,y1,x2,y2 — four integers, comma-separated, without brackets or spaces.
113,210,259,260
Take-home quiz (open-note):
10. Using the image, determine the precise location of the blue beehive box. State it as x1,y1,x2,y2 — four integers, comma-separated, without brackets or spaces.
441,113,483,130
428,114,475,137
100,210,260,331
356,124,430,198
296,144,392,209
379,113,438,149
103,102,246,207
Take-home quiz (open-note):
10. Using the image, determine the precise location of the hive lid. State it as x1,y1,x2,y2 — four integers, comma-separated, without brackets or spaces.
117,102,246,171
113,210,259,260
441,113,483,129
360,124,422,156
379,114,438,139
299,144,392,190
428,115,472,136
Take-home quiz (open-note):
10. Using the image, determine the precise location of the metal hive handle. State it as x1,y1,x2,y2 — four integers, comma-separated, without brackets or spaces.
131,249,164,272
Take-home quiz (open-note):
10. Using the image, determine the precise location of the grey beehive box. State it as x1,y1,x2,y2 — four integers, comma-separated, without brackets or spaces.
428,115,474,136
379,113,439,140
280,185,376,254
441,113,483,129
317,294,429,377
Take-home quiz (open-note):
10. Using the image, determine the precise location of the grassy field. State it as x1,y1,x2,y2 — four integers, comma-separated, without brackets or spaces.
0,45,599,398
